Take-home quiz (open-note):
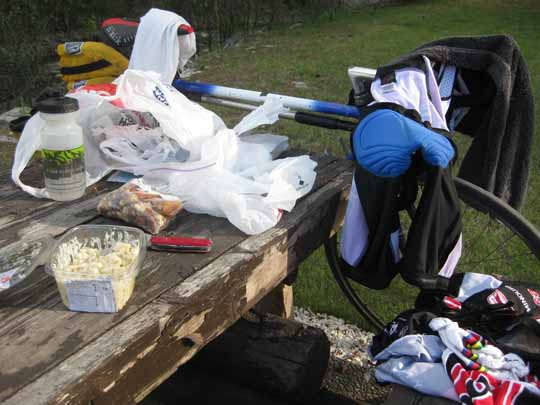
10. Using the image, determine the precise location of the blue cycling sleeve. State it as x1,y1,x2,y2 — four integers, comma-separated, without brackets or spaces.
352,109,455,178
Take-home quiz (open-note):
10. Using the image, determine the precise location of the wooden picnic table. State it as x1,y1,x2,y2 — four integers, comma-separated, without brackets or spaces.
0,151,353,404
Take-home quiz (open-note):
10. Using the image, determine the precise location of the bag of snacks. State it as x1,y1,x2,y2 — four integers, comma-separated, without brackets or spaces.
98,179,183,234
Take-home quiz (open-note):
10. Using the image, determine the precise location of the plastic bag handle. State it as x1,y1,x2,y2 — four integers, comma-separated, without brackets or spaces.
11,114,50,199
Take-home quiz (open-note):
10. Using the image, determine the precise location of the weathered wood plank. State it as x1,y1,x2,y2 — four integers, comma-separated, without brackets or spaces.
0,181,18,199
0,156,52,215
3,165,352,404
0,164,31,201
0,212,214,336
0,215,246,398
0,155,348,401
0,182,115,229
0,153,339,331
0,193,103,246
0,153,338,318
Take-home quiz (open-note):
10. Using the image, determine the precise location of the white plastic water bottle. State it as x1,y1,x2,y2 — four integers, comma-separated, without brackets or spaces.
38,97,86,201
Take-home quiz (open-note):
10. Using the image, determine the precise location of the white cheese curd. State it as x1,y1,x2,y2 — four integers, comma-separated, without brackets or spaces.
50,231,141,311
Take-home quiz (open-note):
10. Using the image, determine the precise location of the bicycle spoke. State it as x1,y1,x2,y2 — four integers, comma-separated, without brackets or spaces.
469,232,517,263
463,217,493,252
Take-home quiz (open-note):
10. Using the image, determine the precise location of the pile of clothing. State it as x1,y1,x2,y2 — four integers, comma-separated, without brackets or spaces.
57,39,128,90
57,18,135,90
369,273,540,404
57,11,196,90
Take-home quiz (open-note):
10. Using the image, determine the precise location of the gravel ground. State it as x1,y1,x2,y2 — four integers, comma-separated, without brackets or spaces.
294,307,390,404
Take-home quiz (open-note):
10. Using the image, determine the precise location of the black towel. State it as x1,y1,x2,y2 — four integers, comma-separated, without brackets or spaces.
380,35,535,210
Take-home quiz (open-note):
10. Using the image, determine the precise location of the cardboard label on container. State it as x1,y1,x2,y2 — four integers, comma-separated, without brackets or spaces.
65,279,117,313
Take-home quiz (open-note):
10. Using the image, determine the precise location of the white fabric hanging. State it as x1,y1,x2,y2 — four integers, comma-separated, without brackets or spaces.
128,8,196,84
370,56,449,131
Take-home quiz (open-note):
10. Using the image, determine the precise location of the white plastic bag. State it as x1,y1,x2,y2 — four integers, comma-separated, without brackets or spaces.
10,70,225,196
11,114,48,198
142,155,317,235
11,69,317,235
239,133,289,159
233,96,285,136
136,92,316,235
115,70,226,161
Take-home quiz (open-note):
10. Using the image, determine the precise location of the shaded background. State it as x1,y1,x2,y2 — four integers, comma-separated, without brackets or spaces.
0,0,357,110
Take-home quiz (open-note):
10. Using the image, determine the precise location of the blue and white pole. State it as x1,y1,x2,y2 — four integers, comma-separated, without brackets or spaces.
173,79,361,119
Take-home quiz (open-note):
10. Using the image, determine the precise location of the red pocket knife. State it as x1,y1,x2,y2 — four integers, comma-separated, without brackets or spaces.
148,235,213,253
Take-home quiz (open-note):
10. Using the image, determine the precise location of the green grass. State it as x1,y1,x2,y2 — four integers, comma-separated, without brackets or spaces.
192,0,540,330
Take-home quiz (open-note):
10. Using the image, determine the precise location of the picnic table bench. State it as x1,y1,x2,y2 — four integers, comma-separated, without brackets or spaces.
0,151,353,404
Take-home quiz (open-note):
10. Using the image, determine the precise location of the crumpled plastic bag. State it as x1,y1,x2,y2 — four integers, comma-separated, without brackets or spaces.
142,155,317,235
11,69,317,235
115,70,226,160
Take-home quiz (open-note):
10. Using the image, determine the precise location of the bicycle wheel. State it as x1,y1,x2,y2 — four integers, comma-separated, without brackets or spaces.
324,177,540,332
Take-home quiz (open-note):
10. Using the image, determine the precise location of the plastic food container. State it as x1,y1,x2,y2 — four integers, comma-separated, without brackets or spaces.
0,238,52,290
1,224,211,312
46,225,146,313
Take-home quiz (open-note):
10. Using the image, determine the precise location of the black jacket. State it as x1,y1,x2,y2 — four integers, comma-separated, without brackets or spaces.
380,35,535,210
342,104,462,291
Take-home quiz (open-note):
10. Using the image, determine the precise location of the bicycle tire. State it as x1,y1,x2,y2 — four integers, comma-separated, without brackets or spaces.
324,177,540,332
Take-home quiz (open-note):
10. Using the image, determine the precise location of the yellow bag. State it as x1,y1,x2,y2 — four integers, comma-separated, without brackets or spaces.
57,42,128,82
